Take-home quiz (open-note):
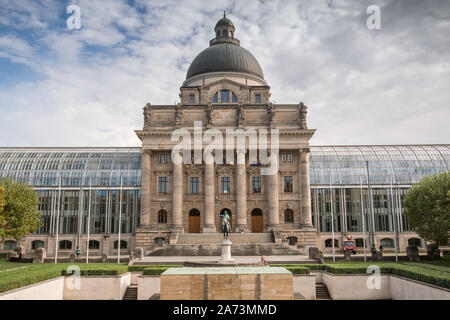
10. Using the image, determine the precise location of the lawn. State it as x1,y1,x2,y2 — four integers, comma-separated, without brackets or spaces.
0,261,129,293
1,258,449,293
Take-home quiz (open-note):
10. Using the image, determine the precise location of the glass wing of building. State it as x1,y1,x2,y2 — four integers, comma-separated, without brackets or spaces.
0,145,448,236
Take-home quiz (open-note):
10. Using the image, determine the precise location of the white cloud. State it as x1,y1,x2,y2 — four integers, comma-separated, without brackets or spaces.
0,0,449,147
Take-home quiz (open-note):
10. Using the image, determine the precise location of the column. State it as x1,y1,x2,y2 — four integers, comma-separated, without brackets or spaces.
235,150,248,231
203,157,216,232
140,150,151,226
172,152,183,231
299,149,313,228
268,154,280,230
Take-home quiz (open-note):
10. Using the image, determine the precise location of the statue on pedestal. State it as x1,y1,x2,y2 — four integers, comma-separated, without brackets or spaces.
219,210,231,241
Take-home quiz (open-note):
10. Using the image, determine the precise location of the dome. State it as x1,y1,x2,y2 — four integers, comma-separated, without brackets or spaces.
186,43,264,80
185,13,264,81
215,17,234,30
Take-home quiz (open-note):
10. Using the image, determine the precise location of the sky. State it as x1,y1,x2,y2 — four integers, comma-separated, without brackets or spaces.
0,0,449,147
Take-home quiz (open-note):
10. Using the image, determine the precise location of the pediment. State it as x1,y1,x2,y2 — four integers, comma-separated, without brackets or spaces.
202,78,248,90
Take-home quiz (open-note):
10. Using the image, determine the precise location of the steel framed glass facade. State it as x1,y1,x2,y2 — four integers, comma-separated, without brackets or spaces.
0,145,448,236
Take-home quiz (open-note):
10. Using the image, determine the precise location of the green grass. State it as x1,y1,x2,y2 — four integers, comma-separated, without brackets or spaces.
1,259,449,293
0,262,129,293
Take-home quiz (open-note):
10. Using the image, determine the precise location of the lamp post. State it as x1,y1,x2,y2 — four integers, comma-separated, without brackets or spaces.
365,161,377,255
75,161,86,256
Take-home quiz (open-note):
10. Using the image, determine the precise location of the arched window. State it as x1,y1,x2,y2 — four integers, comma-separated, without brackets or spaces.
3,240,16,250
284,209,294,223
355,238,365,248
114,240,127,249
287,237,298,245
380,238,394,248
213,90,238,103
88,240,100,250
222,30,227,37
32,240,44,250
408,238,421,247
154,237,165,246
325,239,339,248
158,209,168,224
59,240,72,250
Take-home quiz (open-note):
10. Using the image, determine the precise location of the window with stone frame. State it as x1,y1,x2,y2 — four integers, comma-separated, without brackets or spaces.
284,209,294,223
190,177,200,194
251,176,261,193
255,93,261,103
283,176,293,193
158,177,168,193
59,240,72,250
88,240,100,249
158,153,169,164
281,153,293,163
158,209,168,224
221,176,230,193
189,94,195,104
114,240,127,249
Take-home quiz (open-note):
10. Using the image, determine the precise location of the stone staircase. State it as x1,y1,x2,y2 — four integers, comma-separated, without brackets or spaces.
122,285,138,300
144,232,307,256
148,243,303,256
176,233,274,244
315,283,331,300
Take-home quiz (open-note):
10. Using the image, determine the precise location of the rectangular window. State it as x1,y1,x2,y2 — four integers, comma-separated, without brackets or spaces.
158,153,169,164
189,94,195,104
221,177,230,193
287,153,293,163
221,90,230,103
283,176,293,193
255,94,261,103
252,176,261,193
158,177,168,193
190,177,199,194
281,153,293,163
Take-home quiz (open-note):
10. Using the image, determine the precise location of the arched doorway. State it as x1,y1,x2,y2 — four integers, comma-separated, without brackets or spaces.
251,208,263,233
219,208,232,230
188,209,201,233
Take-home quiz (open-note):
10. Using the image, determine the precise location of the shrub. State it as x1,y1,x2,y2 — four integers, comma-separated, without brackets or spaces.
285,266,310,275
128,264,182,272
142,267,170,275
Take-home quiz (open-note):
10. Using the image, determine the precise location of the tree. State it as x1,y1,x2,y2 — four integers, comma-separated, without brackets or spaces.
0,178,41,240
0,186,5,227
404,171,450,247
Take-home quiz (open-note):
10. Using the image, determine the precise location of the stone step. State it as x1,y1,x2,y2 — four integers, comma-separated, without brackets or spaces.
148,243,303,256
177,233,274,244
315,284,331,300
123,285,138,300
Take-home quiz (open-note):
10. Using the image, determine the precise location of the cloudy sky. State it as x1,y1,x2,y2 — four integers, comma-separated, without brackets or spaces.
0,0,449,147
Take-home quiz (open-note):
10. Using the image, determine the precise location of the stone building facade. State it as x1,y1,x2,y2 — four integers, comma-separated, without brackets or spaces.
135,14,317,248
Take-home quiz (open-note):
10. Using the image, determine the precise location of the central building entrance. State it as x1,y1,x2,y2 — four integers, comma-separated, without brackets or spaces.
251,208,263,233
188,209,200,233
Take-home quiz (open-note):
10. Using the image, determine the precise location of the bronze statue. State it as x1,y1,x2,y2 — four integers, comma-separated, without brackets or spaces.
219,210,231,241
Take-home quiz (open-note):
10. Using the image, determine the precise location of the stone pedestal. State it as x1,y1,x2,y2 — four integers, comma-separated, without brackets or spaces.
160,267,294,300
218,240,235,264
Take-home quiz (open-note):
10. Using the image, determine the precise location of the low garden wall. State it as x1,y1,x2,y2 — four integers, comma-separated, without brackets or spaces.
0,277,64,300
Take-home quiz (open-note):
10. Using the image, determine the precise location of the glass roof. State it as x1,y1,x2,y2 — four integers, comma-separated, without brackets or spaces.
0,145,448,187
309,145,449,186
0,148,141,187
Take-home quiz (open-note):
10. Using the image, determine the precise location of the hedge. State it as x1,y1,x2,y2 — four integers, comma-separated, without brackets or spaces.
142,267,172,275
284,266,310,275
128,265,183,272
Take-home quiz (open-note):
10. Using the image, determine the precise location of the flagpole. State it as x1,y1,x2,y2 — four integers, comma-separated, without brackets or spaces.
117,177,123,264
330,175,335,262
86,177,92,263
360,176,367,262
366,161,377,254
390,178,399,262
54,176,61,264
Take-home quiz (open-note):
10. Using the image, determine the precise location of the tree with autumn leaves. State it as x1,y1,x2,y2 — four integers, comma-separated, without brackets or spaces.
0,178,41,240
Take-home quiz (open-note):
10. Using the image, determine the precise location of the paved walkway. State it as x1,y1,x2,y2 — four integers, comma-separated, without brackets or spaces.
139,255,314,264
